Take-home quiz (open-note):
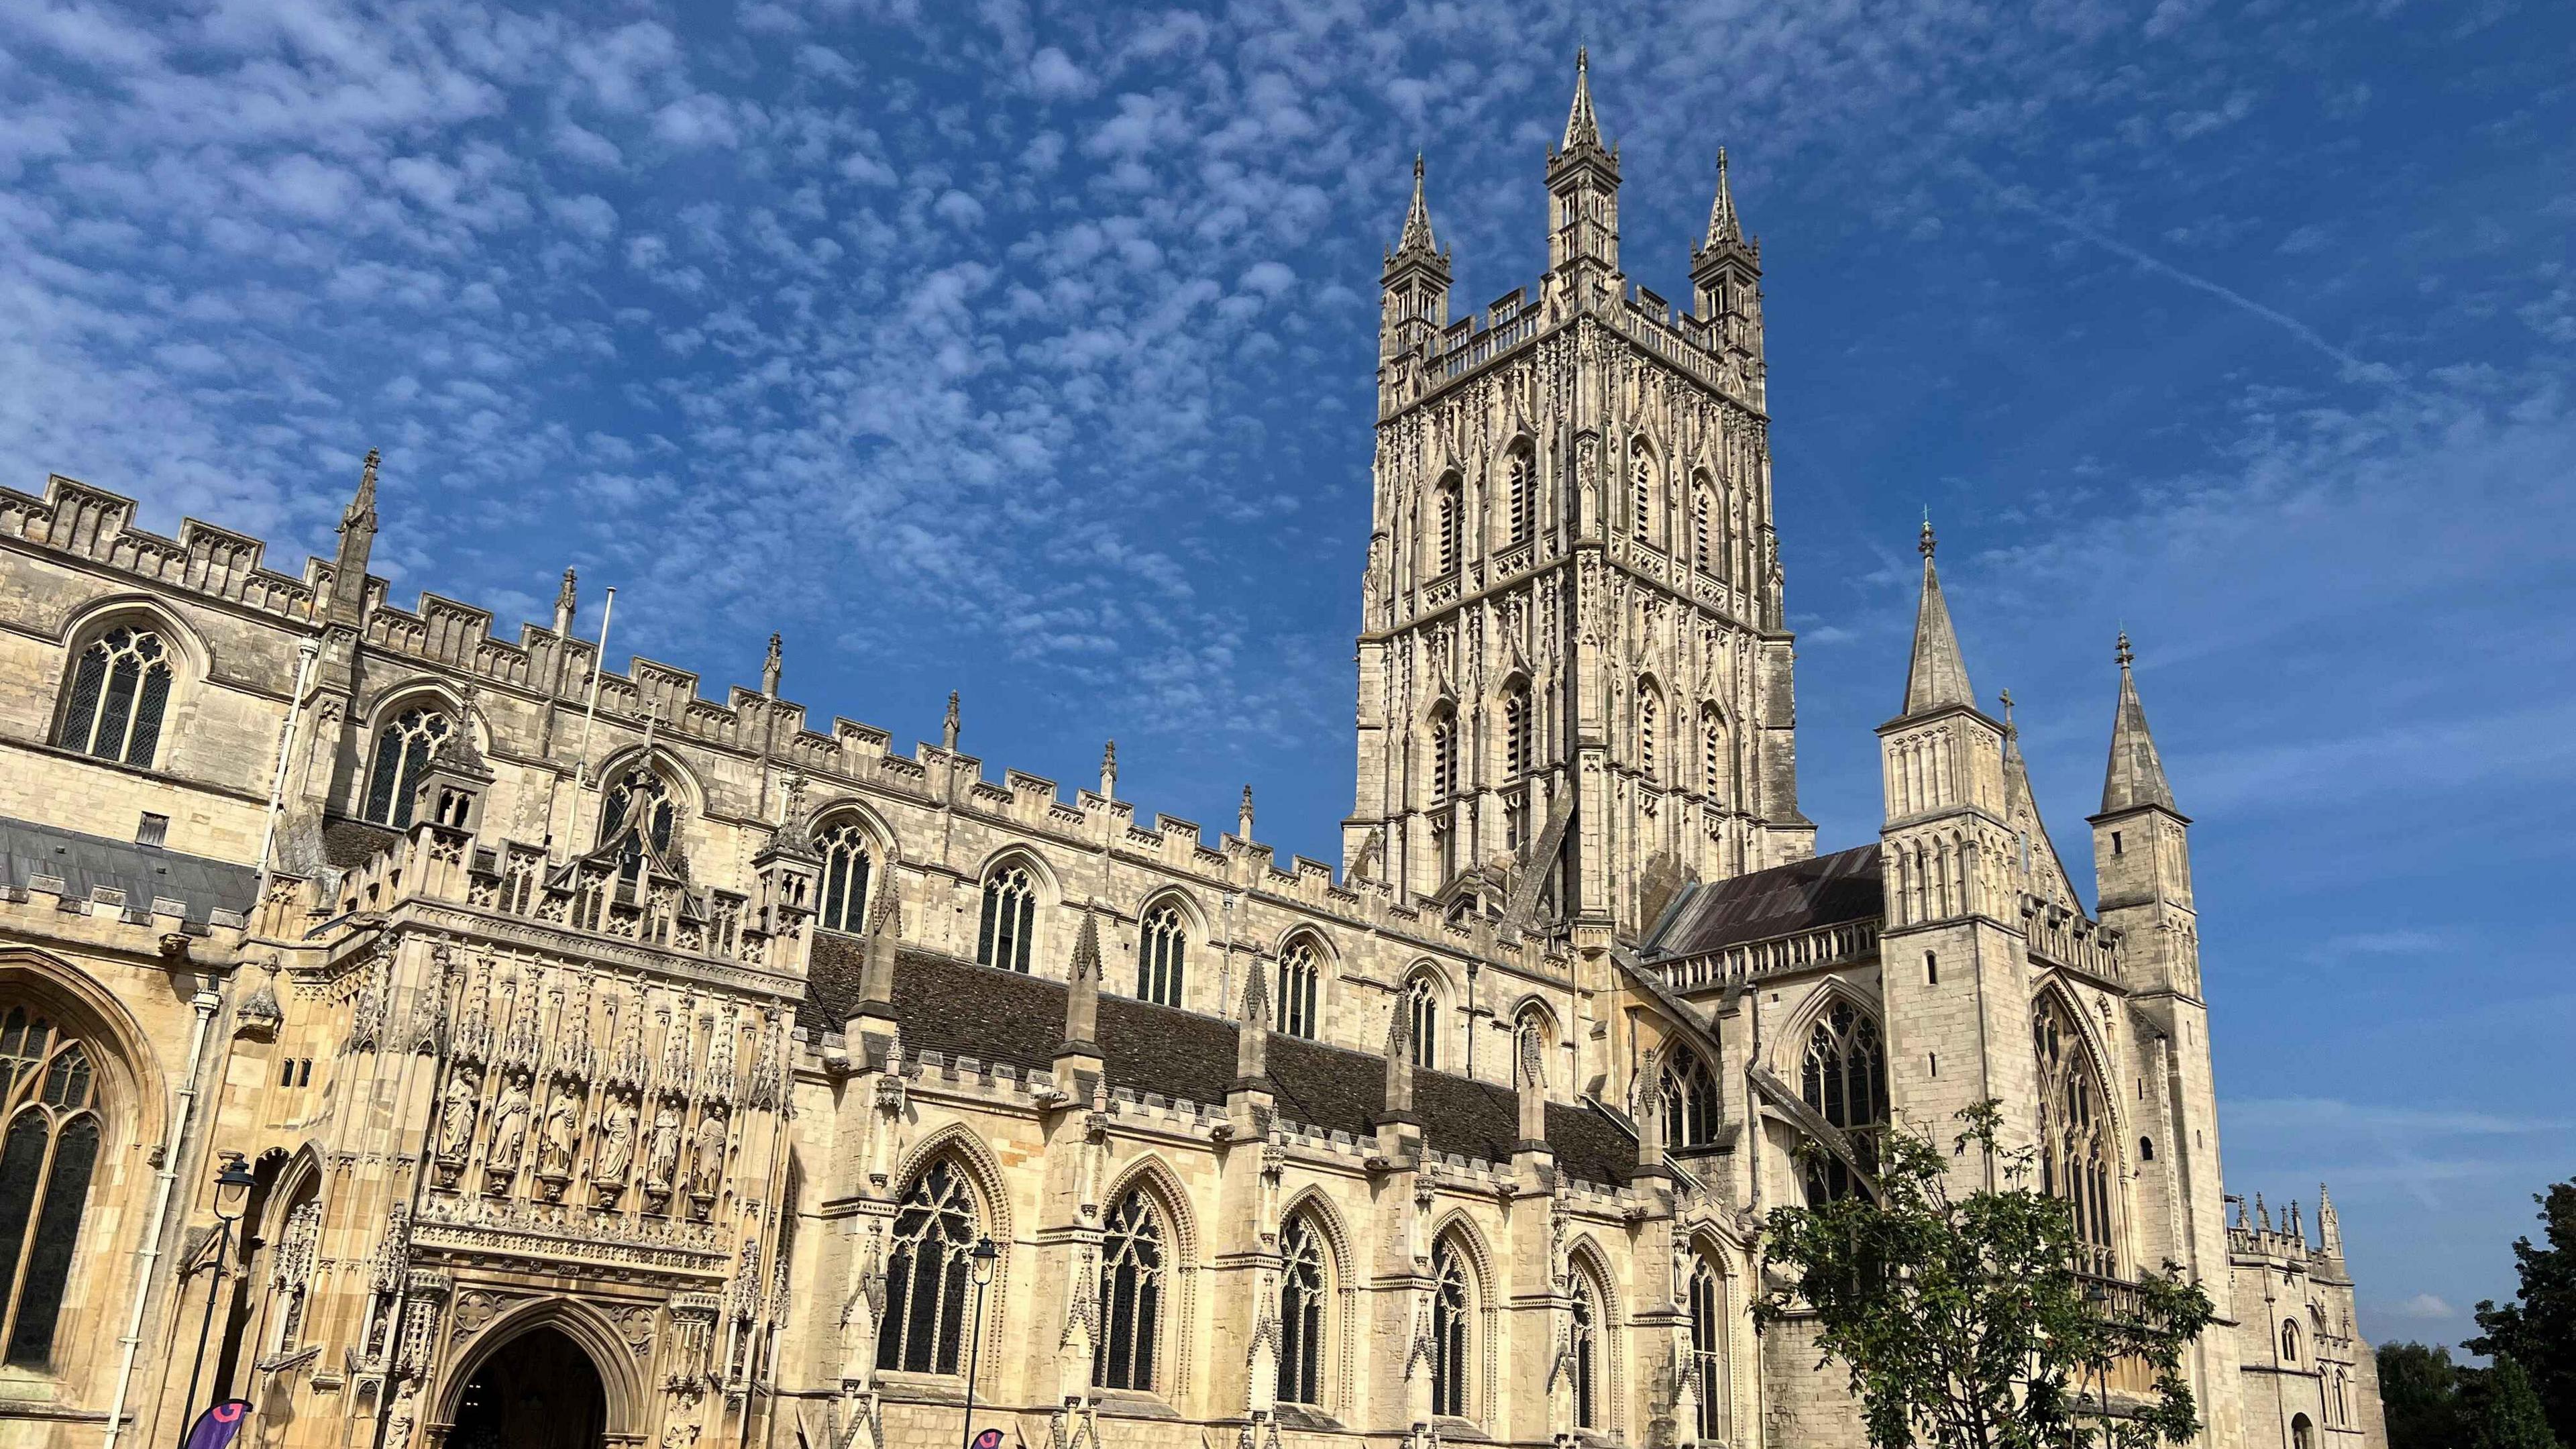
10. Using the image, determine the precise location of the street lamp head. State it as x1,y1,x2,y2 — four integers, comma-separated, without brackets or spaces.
970,1236,998,1285
211,1152,256,1223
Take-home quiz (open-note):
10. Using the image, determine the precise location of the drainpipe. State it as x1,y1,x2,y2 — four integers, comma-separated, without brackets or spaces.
101,983,223,1449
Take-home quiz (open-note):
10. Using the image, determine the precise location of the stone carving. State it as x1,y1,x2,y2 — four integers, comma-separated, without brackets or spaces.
647,1102,683,1195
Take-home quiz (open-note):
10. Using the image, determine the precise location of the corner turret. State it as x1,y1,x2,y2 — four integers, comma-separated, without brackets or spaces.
1689,148,1764,368
1545,50,1621,287
2089,634,2199,994
1380,154,1452,370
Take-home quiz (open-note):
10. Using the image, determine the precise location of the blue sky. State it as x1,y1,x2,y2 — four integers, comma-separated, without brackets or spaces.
3,0,2569,1349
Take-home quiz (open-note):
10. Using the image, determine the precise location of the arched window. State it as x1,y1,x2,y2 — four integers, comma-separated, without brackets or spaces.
2292,1415,2313,1449
1433,475,1462,577
1506,447,1535,547
1430,1238,1470,1417
816,821,876,934
1631,439,1657,545
1277,941,1321,1040
1699,706,1728,804
1094,1187,1165,1391
1277,1212,1327,1405
1136,902,1187,1007
0,1007,105,1367
1570,1269,1602,1429
54,625,173,767
877,1160,981,1375
2332,1371,2349,1426
1800,1002,1888,1204
977,863,1037,972
1638,682,1661,782
598,765,676,885
1429,710,1458,804
1660,1048,1722,1149
1688,1256,1729,1442
2034,994,2116,1275
362,706,454,826
1502,685,1533,781
2279,1319,2300,1363
1692,476,1716,572
1406,975,1440,1071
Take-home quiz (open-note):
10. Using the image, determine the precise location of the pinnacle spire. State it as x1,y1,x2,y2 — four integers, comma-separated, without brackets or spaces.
342,448,380,532
1703,147,1743,248
1561,48,1602,152
1396,152,1438,256
2100,632,2177,813
1900,519,1977,716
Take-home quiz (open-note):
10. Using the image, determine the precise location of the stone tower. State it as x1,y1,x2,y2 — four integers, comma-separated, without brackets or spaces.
1345,53,1813,941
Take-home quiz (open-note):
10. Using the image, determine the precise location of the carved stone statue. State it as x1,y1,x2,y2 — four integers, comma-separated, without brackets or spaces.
690,1110,727,1197
646,1102,682,1191
539,1083,581,1178
486,1073,532,1172
435,1069,479,1161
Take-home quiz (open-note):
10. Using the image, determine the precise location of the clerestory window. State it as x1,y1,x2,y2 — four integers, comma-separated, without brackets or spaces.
55,625,172,768
364,706,454,827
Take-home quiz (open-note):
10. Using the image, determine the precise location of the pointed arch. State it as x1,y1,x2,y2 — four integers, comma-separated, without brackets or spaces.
49,597,203,771
1682,1230,1737,1443
1496,674,1535,784
1657,1039,1723,1149
1501,437,1538,549
1628,433,1662,548
433,1295,649,1440
974,848,1053,973
1401,963,1450,1071
1564,1238,1621,1432
1427,470,1465,578
810,804,894,936
1274,930,1332,1040
358,681,479,827
1099,1151,1200,1267
1424,700,1461,806
1634,674,1666,784
2032,985,2122,1275
1427,1220,1486,1419
1275,1185,1354,1285
1131,889,1203,1009
1782,982,1888,1204
885,1121,1016,1249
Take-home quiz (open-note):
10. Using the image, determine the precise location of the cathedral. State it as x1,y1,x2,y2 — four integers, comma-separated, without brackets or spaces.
0,55,2384,1449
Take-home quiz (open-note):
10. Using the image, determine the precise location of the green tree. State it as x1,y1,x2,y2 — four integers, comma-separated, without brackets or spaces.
1755,1101,2218,1449
2470,1180,2576,1448
2377,1341,2467,1449
2466,1356,2564,1449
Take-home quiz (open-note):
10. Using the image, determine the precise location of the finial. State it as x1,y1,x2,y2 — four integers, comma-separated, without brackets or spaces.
1238,784,1256,838
2116,631,2135,671
942,690,961,752
762,632,783,697
1919,511,1937,559
1702,146,1744,249
342,447,382,531
1560,46,1602,152
1998,688,2016,736
557,567,578,610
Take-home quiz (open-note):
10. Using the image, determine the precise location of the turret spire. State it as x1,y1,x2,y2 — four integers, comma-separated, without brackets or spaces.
1900,519,1977,716
1562,47,1602,152
1395,153,1438,256
1703,147,1743,248
343,448,380,533
2101,632,2177,813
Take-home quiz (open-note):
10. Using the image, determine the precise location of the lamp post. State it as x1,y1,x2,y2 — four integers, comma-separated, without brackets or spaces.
176,1152,256,1449
958,1236,1000,1449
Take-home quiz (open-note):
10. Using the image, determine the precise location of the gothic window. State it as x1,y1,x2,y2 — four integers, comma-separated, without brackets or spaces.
1434,475,1462,577
1405,975,1440,1071
1638,682,1661,782
2292,1416,2313,1449
598,765,676,885
265,1184,321,1356
1700,706,1728,803
1429,709,1459,804
1094,1187,1165,1391
1430,1238,1470,1417
977,862,1036,972
1570,1269,1602,1430
1277,1212,1328,1405
362,706,454,826
1660,1048,1722,1149
2332,1371,2350,1426
0,1007,104,1368
1800,1002,1888,1204
1136,902,1187,1007
877,1160,981,1375
816,821,877,934
54,625,172,768
2279,1319,2300,1363
1688,1256,1729,1442
1631,440,1657,545
1506,447,1535,547
1277,941,1321,1039
1692,475,1716,573
2033,994,2116,1275
1502,686,1533,781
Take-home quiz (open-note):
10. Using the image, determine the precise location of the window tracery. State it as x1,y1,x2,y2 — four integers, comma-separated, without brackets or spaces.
977,863,1036,972
1800,1002,1887,1203
1638,683,1661,782
1136,902,1186,1007
2034,993,2116,1275
1631,441,1656,545
1094,1187,1165,1391
1277,1212,1327,1405
816,821,877,934
598,765,676,885
1507,447,1535,547
1660,1048,1722,1149
1700,706,1728,804
1277,941,1321,1039
1430,1237,1470,1417
55,625,172,768
0,1006,103,1368
363,706,453,826
1503,686,1533,782
1430,710,1459,804
877,1160,980,1375
1570,1269,1602,1429
1688,1256,1729,1442
1405,975,1440,1071
1434,476,1462,576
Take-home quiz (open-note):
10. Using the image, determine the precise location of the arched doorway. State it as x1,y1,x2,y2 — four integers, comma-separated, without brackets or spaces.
447,1326,606,1449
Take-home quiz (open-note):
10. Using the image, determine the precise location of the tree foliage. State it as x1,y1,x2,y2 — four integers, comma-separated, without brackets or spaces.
2467,1356,2565,1449
1754,1101,2216,1449
2470,1180,2576,1449
2378,1340,2468,1449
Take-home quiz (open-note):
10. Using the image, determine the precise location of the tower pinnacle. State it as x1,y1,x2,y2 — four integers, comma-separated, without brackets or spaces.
343,448,380,533
1900,521,1976,716
1562,48,1603,152
1703,148,1744,248
1395,153,1438,256
2101,632,2178,813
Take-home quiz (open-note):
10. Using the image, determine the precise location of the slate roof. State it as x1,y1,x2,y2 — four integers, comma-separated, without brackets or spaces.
810,948,1638,1187
322,818,400,869
1642,843,1882,959
0,815,258,924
